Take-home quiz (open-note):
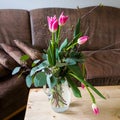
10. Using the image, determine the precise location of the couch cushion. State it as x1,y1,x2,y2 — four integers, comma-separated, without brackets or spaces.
30,6,120,51
14,39,42,60
0,49,18,70
0,9,32,48
1,43,32,67
0,9,31,119
0,75,29,119
0,64,10,78
83,49,120,79
87,77,120,86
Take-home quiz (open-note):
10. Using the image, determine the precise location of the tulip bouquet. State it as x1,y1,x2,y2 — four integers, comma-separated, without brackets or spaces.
13,10,105,114
45,12,105,113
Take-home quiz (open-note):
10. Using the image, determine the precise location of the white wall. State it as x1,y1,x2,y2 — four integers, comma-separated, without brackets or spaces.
0,0,120,10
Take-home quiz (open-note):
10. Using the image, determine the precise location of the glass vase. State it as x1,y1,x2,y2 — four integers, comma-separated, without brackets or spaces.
43,80,71,113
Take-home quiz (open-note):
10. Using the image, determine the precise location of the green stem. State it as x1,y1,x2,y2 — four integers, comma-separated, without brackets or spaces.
81,64,95,103
82,63,86,77
66,42,77,51
84,83,96,103
52,32,56,65
51,84,67,107
52,32,54,43
68,72,100,103
56,26,61,45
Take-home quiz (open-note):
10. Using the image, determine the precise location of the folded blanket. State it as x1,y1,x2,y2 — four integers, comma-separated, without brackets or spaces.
82,49,120,79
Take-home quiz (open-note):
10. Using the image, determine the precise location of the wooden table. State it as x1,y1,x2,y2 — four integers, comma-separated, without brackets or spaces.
24,86,120,120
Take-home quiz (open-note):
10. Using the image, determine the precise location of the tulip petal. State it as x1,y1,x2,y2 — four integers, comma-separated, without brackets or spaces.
78,36,89,45
47,15,58,32
92,103,99,115
59,12,68,26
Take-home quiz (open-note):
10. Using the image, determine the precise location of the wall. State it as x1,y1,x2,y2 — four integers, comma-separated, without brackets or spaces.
0,0,120,10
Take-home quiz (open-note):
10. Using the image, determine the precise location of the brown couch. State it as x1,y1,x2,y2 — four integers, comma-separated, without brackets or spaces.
0,6,120,119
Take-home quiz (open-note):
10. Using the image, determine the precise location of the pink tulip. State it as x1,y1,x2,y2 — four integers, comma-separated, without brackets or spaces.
47,15,58,33
59,12,68,26
78,36,89,45
92,103,99,115
81,83,85,89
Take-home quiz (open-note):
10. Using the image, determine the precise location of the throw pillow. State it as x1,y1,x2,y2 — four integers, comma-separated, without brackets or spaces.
1,43,32,67
0,49,18,70
13,39,42,60
82,49,120,79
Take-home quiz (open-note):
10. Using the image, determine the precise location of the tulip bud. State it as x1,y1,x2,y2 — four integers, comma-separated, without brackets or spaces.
47,15,58,33
81,83,85,89
92,103,99,115
59,12,68,26
78,36,89,45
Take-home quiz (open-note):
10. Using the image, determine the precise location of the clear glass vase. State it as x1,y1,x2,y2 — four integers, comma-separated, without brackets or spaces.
43,81,71,113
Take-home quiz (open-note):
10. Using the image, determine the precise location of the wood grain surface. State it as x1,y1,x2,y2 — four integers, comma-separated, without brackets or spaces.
24,86,120,120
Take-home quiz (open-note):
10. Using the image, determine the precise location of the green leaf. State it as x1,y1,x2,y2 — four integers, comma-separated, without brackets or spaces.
68,65,105,99
30,65,43,76
32,60,40,67
30,60,48,76
12,67,21,75
68,65,84,79
56,62,67,67
69,72,106,99
34,72,47,87
87,82,106,99
20,55,30,62
50,76,58,88
26,75,33,88
55,47,59,61
60,79,65,83
74,18,81,37
73,58,85,63
46,75,51,89
66,76,81,97
47,75,57,89
59,38,68,52
42,53,47,60
65,58,76,65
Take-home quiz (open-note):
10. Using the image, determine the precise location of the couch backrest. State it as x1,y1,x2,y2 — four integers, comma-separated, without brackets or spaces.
30,8,80,50
0,9,32,48
0,6,119,51
30,6,120,51
80,6,120,51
